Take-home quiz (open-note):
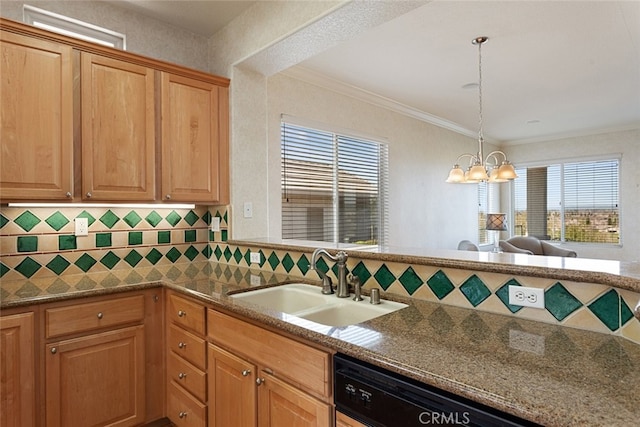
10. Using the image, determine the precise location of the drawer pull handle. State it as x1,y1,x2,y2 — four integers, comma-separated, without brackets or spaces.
86,192,92,198
256,378,265,386
242,369,251,377
178,310,186,317
178,411,187,419
66,192,72,198
178,372,187,379
178,342,187,349
166,194,172,200
51,347,57,354
97,312,103,319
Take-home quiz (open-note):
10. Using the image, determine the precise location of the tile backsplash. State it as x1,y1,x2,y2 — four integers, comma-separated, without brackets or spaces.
0,205,228,281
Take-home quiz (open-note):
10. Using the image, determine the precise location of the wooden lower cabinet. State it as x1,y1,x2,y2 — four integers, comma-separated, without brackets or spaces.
336,411,368,427
207,309,334,427
45,325,145,427
0,311,36,427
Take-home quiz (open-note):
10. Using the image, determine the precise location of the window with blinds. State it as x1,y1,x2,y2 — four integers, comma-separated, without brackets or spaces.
281,121,389,245
478,182,499,244
513,159,619,244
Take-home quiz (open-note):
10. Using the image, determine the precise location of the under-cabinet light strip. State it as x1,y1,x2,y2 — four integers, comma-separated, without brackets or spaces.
6,203,196,209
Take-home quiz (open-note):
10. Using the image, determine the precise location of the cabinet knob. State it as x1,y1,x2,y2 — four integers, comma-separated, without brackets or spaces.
177,310,186,317
178,411,187,419
50,347,57,354
97,312,103,319
256,378,265,386
178,372,187,379
165,194,171,200
65,191,72,198
242,369,251,377
178,342,186,349
86,192,92,198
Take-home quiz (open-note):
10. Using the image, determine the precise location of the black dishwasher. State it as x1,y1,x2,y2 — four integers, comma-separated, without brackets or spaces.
334,353,538,427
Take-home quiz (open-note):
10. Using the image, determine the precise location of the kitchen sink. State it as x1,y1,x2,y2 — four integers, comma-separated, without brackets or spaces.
230,283,407,327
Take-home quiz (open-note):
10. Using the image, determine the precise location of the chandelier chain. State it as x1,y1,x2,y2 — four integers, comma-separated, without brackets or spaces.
477,38,484,148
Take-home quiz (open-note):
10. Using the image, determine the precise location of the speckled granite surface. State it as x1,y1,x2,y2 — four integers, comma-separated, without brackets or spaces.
1,261,639,426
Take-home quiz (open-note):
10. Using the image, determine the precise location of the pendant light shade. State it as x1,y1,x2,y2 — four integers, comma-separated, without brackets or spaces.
445,37,517,184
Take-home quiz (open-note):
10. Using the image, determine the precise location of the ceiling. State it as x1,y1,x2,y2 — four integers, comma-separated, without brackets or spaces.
108,0,640,144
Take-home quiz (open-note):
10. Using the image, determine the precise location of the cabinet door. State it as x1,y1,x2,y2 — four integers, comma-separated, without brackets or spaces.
208,343,256,427
336,411,367,427
0,312,35,427
0,31,73,201
161,72,229,203
45,325,145,427
81,53,155,201
258,372,331,427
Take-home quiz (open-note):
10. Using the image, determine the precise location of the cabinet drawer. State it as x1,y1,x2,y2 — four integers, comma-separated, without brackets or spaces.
167,380,206,427
168,294,205,335
45,295,145,338
208,309,332,399
168,324,206,370
168,350,206,402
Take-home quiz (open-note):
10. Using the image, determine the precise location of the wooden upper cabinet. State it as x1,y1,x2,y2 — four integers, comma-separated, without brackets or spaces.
161,72,229,204
0,30,73,201
81,53,156,201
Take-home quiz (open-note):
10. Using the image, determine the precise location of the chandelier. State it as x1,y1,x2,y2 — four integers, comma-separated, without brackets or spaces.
446,37,517,184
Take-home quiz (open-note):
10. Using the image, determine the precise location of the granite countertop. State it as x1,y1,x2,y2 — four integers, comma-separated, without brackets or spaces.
2,261,639,426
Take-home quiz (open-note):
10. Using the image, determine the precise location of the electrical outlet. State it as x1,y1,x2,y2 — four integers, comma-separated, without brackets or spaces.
250,274,261,286
211,216,220,232
74,218,89,236
508,285,545,309
250,252,261,264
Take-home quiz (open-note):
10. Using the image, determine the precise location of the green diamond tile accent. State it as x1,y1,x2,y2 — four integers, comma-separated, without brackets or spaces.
296,254,309,275
545,282,583,321
15,257,41,278
45,211,69,231
123,211,142,228
146,248,163,265
201,211,212,225
202,245,213,259
96,233,112,248
124,250,143,267
100,210,120,229
221,229,228,242
0,262,9,278
427,270,455,300
184,210,199,226
128,232,143,245
209,230,215,242
185,245,199,261
374,264,396,290
185,230,196,243
145,211,163,227
46,255,71,275
0,214,9,229
158,231,171,244
166,247,182,263
223,211,228,223
213,245,222,260
313,258,329,277
17,236,38,252
75,254,97,272
496,280,523,313
398,267,423,295
282,253,295,273
100,251,121,269
267,251,280,270
77,211,96,226
223,247,233,262
588,289,633,331
58,235,77,251
351,262,372,284
165,211,182,227
15,211,41,232
460,275,491,307
243,249,251,265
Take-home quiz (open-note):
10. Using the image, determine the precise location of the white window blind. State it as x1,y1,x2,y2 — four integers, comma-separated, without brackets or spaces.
281,121,389,245
513,159,619,244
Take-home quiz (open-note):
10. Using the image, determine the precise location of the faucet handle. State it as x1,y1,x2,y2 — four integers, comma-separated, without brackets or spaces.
348,274,363,301
321,276,334,295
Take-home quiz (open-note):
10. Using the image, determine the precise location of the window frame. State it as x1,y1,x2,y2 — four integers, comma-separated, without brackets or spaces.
509,154,622,246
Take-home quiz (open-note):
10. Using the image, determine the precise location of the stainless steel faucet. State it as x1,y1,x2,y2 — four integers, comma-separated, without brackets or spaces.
310,248,350,298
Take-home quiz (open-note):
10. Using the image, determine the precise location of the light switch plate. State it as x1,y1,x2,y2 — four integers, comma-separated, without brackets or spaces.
211,216,220,232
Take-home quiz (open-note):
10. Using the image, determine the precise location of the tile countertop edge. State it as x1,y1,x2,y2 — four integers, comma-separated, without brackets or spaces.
230,239,640,293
